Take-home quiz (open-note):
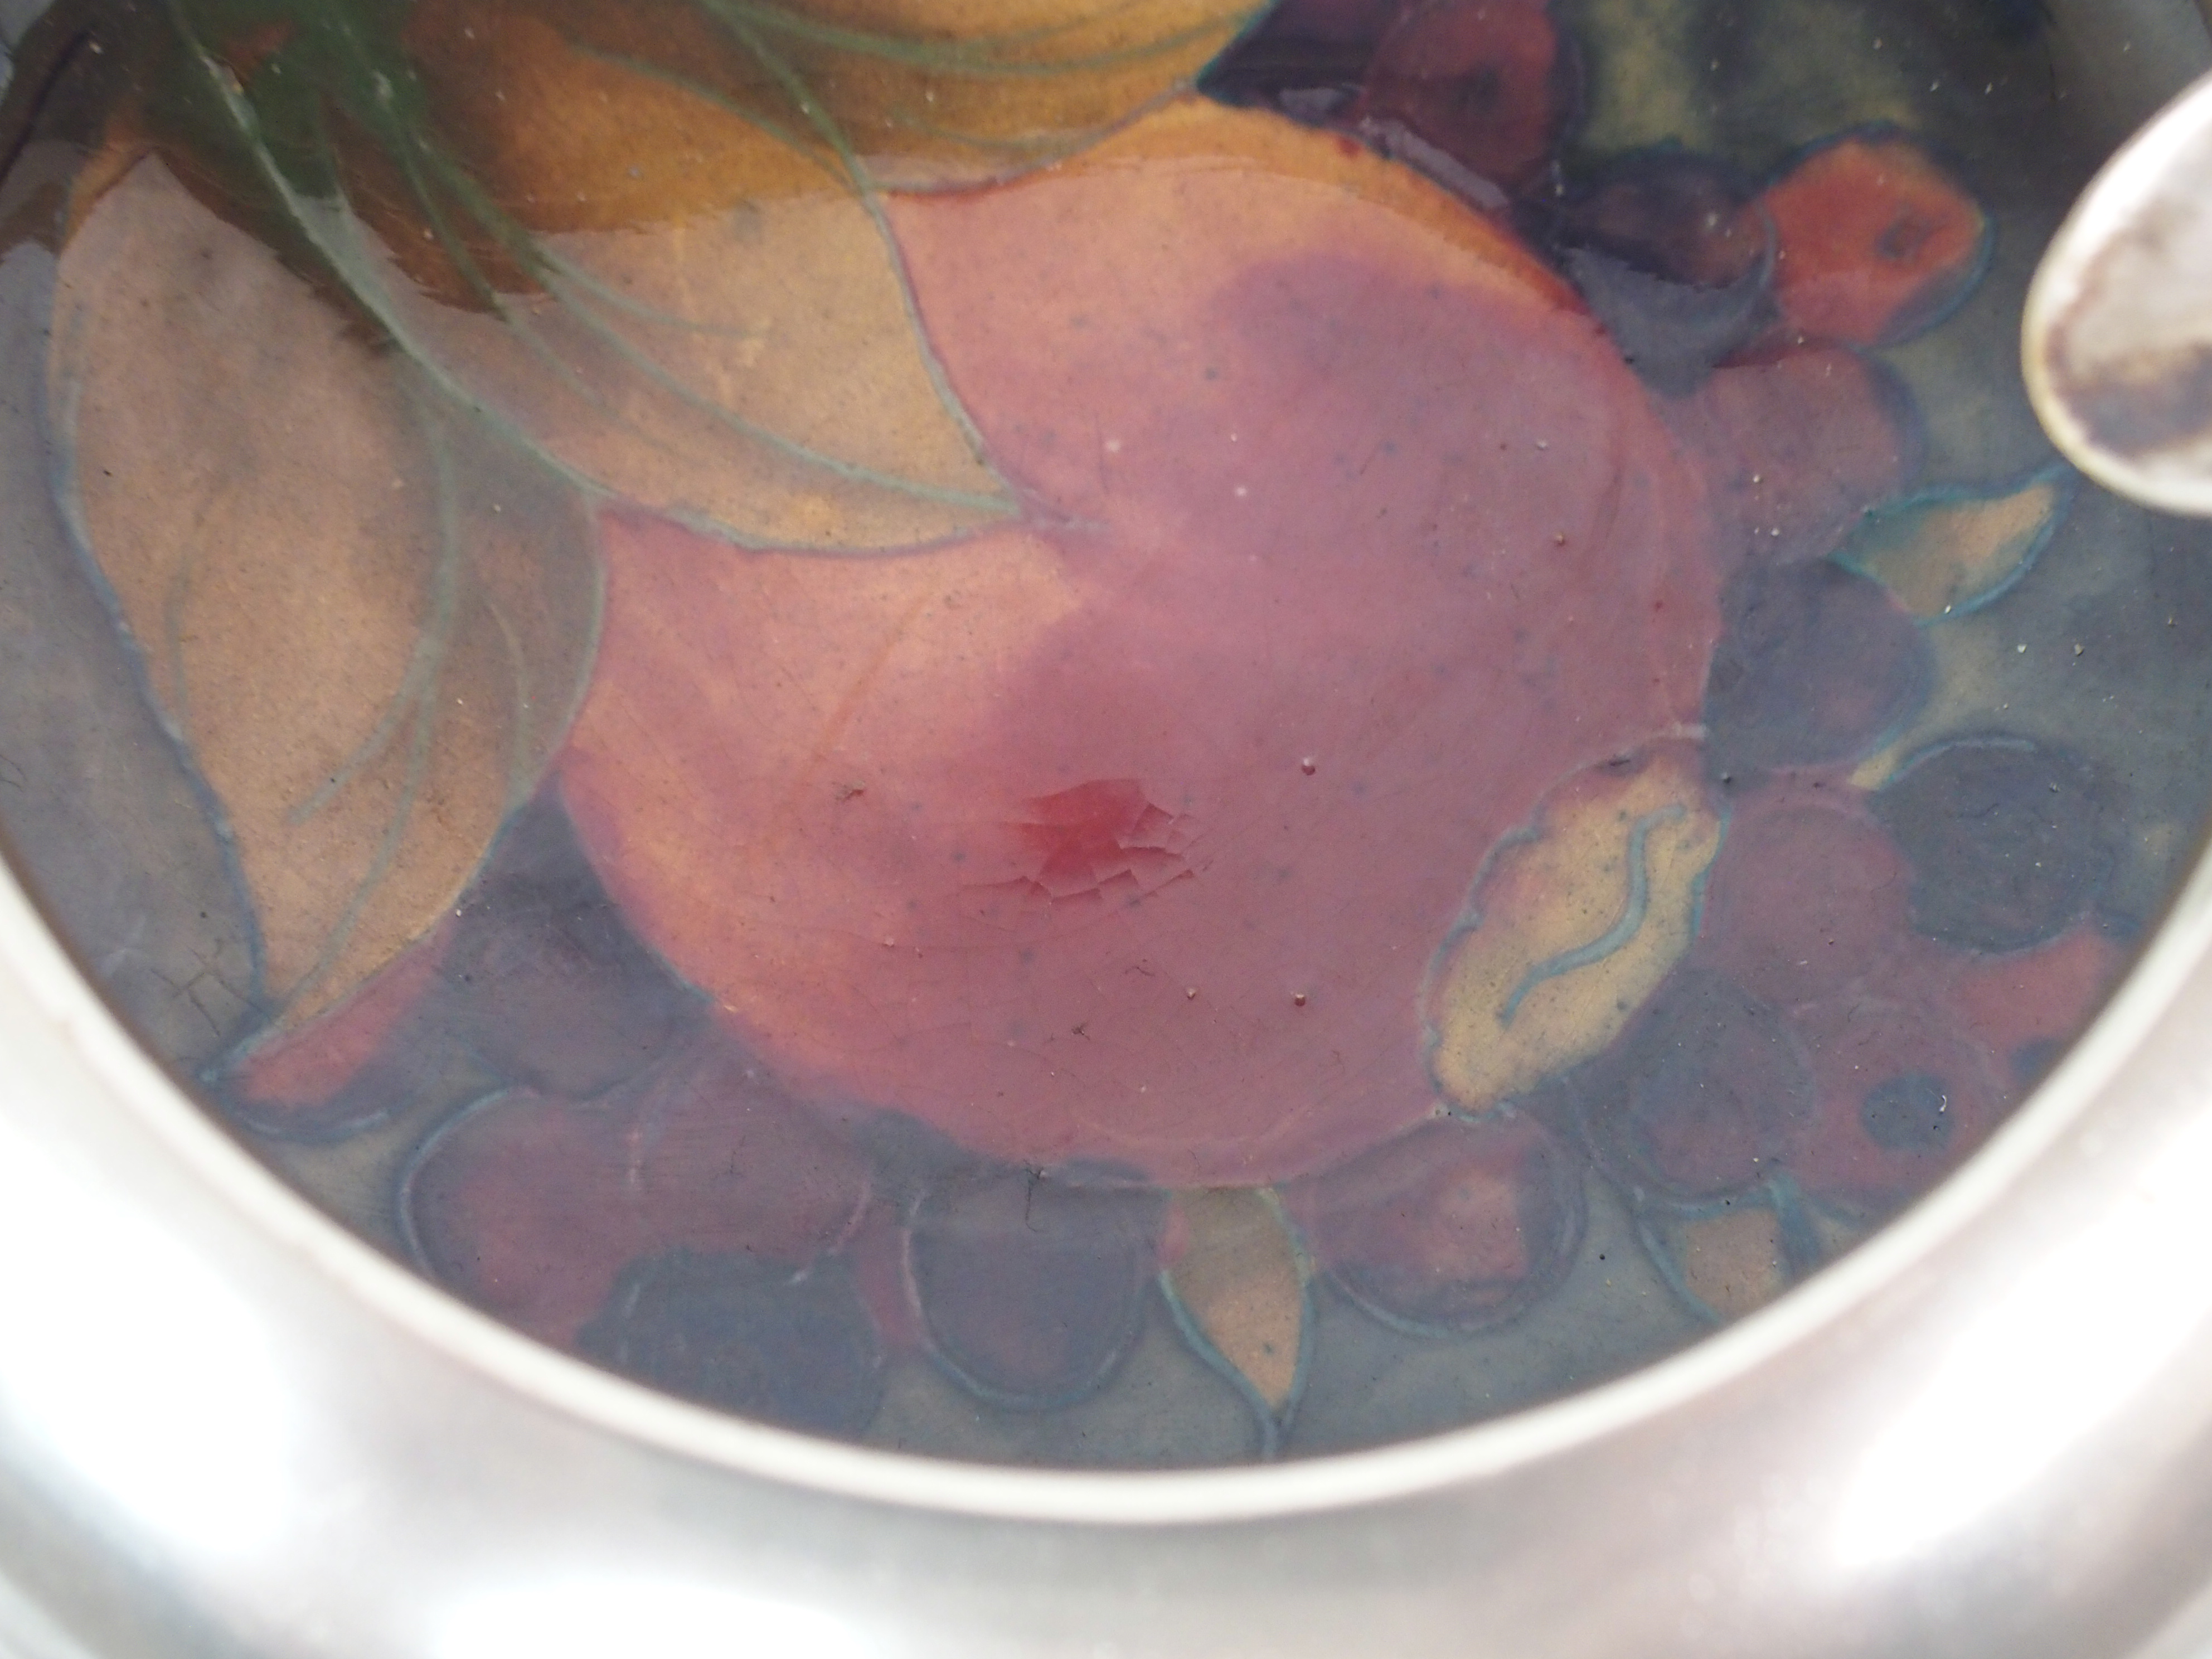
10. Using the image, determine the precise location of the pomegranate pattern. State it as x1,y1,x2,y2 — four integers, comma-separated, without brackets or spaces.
0,0,2203,1465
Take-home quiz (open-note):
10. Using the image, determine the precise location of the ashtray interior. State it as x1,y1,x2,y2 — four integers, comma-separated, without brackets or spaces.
0,0,2207,1469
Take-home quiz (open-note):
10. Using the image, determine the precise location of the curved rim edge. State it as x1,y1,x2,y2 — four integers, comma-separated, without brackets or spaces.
1,817,2205,1527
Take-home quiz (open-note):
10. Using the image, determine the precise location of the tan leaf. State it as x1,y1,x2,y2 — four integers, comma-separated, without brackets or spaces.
51,155,599,1027
1846,578,2055,793
1161,1188,1311,1434
1426,743,1724,1113
1652,1202,1792,1323
235,0,1018,553
1836,467,2074,620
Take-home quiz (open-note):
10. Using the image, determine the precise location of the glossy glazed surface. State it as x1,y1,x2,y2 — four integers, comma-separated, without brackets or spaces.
2,0,2209,1467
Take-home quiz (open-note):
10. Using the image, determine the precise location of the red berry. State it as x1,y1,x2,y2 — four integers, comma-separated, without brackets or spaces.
1787,983,2005,1217
1667,345,1924,571
1695,778,1913,1007
402,1030,870,1344
1296,1112,1583,1333
578,1249,885,1437
442,796,702,1099
1581,968,1814,1200
1763,130,1991,347
1358,0,1579,195
1702,560,1933,783
906,1163,1167,1409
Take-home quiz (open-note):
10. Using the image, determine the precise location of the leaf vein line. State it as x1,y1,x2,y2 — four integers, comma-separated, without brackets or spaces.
1497,804,1687,1027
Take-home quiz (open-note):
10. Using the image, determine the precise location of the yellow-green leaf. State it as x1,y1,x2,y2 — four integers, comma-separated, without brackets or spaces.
1837,467,2074,620
1561,0,1916,172
1161,1187,1311,1448
1638,1181,1832,1324
1555,0,1715,159
51,153,600,1027
1425,743,1724,1114
1848,604,2026,792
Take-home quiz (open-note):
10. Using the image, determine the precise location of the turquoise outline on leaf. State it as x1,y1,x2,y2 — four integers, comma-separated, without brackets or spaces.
1156,1187,1316,1462
1497,802,1689,1026
1833,463,2077,624
1422,749,1730,1119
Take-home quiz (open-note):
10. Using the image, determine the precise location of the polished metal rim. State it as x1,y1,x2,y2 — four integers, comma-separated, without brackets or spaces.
7,770,2212,1657
0,815,2189,1531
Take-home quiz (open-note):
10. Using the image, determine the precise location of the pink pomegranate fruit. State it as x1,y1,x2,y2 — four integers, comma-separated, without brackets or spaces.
555,102,1723,1187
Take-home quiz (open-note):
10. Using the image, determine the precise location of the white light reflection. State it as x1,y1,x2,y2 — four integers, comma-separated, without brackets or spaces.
437,1580,881,1659
1835,1106,2212,1568
0,1115,295,1554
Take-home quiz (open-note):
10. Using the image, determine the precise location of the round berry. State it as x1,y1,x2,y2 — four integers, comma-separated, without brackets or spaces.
1582,968,1814,1200
1704,560,1932,783
908,1163,1166,1410
578,1250,885,1437
1301,1113,1584,1334
1870,737,2117,953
